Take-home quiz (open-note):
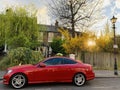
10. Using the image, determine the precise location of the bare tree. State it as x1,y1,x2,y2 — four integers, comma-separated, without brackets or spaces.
48,0,103,37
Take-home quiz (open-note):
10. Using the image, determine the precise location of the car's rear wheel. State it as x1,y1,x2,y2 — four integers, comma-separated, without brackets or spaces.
73,73,86,86
10,73,27,89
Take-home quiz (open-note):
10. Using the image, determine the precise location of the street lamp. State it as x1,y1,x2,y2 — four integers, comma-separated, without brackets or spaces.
110,16,118,75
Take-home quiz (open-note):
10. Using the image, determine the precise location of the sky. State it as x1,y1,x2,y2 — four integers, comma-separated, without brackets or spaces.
0,0,120,35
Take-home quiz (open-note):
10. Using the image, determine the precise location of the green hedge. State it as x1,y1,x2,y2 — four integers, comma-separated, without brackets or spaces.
0,47,43,70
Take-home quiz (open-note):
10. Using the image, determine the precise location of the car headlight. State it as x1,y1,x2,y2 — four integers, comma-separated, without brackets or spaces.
7,70,13,74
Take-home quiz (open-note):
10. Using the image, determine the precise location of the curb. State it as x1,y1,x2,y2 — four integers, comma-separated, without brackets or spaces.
95,76,120,78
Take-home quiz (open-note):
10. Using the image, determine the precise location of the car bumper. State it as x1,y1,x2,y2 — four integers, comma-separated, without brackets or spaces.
86,71,95,80
3,74,11,85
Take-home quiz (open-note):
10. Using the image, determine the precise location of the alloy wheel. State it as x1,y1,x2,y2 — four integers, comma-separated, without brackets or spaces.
10,74,26,89
73,73,86,86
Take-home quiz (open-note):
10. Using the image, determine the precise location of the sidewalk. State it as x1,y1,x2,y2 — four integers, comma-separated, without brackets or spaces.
94,70,120,78
0,70,120,80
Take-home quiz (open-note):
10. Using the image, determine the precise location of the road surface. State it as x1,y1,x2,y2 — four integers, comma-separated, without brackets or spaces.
0,78,120,90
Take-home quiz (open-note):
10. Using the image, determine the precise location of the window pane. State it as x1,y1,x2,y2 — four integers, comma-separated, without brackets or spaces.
44,58,62,65
48,32,54,42
62,58,77,64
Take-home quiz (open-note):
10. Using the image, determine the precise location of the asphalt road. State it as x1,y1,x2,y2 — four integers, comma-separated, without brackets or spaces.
0,78,120,90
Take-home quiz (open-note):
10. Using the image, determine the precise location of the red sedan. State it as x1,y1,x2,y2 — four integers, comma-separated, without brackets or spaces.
3,56,95,89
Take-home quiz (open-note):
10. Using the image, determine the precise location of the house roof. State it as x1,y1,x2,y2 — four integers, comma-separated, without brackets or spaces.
38,24,81,35
39,24,59,33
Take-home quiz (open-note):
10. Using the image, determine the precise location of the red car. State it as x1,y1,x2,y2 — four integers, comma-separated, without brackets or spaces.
3,57,95,89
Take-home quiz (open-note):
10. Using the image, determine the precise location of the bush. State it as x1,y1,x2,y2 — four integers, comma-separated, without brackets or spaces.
0,47,43,70
51,37,66,56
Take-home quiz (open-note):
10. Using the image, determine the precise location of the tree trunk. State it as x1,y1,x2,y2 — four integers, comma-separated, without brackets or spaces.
70,0,75,38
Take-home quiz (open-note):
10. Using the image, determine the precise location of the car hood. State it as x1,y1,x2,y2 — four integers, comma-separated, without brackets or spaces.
8,64,34,70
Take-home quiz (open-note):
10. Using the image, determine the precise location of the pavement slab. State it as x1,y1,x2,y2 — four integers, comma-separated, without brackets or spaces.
94,70,120,78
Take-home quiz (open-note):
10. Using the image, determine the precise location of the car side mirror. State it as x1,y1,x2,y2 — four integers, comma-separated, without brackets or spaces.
39,63,46,68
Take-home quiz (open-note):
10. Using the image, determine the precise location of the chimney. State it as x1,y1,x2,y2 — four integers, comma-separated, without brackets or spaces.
55,20,59,27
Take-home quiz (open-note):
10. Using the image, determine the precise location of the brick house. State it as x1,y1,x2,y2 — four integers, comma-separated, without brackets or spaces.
38,21,61,57
38,21,81,57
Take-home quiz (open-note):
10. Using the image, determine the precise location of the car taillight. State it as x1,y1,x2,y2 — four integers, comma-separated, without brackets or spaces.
90,65,94,71
86,65,92,71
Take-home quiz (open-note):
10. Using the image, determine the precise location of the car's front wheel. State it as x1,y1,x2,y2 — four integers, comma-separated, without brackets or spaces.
73,73,86,86
10,73,27,89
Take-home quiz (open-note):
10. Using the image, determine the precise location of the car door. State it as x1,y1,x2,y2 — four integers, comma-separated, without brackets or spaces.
35,58,62,82
57,58,78,81
50,58,78,81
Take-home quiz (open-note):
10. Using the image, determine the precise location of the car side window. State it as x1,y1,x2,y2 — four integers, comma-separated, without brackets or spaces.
62,58,77,64
43,58,62,65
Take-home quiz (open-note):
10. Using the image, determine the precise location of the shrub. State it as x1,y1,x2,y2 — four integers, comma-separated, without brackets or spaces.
0,47,43,70
51,37,66,56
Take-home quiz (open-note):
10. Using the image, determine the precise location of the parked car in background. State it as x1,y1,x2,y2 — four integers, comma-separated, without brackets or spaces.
3,56,95,89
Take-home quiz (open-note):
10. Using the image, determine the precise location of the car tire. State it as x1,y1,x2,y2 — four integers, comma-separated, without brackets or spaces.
10,73,27,89
73,73,86,86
